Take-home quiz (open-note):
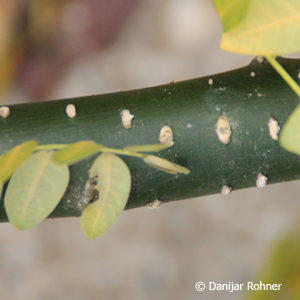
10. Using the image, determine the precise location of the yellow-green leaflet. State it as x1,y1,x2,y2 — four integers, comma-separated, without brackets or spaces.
143,155,190,175
4,151,69,230
123,143,170,153
0,140,37,183
214,0,300,55
280,104,300,155
214,0,250,32
52,141,102,165
248,229,300,299
81,153,131,239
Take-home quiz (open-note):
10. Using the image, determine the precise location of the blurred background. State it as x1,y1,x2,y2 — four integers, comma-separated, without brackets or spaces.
0,1,300,299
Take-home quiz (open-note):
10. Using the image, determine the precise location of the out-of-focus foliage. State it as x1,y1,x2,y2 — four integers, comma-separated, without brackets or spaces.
0,1,21,101
247,224,300,299
280,104,300,156
213,0,250,32
214,0,300,55
0,0,137,102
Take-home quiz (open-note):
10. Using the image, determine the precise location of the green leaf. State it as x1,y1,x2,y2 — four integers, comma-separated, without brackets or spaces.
81,153,131,239
280,104,300,155
215,0,300,55
4,151,69,230
213,0,251,31
123,143,171,153
0,140,37,183
143,155,190,175
248,228,300,299
52,141,102,165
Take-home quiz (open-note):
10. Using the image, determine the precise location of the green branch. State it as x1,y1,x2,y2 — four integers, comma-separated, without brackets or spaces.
0,57,300,222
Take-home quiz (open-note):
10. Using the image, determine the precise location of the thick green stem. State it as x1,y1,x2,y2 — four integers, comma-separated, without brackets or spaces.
0,57,300,221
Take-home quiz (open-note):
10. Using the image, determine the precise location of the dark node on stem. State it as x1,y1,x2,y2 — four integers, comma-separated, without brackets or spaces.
84,175,99,205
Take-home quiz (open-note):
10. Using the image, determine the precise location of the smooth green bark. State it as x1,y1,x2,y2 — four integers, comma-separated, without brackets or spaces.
0,58,300,221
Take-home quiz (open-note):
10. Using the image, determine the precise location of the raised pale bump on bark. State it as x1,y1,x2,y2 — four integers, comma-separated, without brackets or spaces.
221,185,232,196
0,106,10,118
256,56,264,64
268,117,280,141
121,109,134,129
66,104,77,118
147,199,162,209
216,115,231,144
256,173,268,188
159,125,174,146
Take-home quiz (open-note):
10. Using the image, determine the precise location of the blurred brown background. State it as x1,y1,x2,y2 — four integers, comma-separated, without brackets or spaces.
0,1,300,299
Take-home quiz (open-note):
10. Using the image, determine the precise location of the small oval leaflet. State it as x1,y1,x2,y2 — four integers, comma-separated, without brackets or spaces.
0,140,37,183
279,104,300,155
52,141,102,165
143,155,190,175
123,143,171,153
81,153,131,239
4,151,69,230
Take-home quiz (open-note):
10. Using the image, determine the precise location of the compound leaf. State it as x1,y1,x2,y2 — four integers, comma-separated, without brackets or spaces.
81,153,131,239
4,151,69,230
